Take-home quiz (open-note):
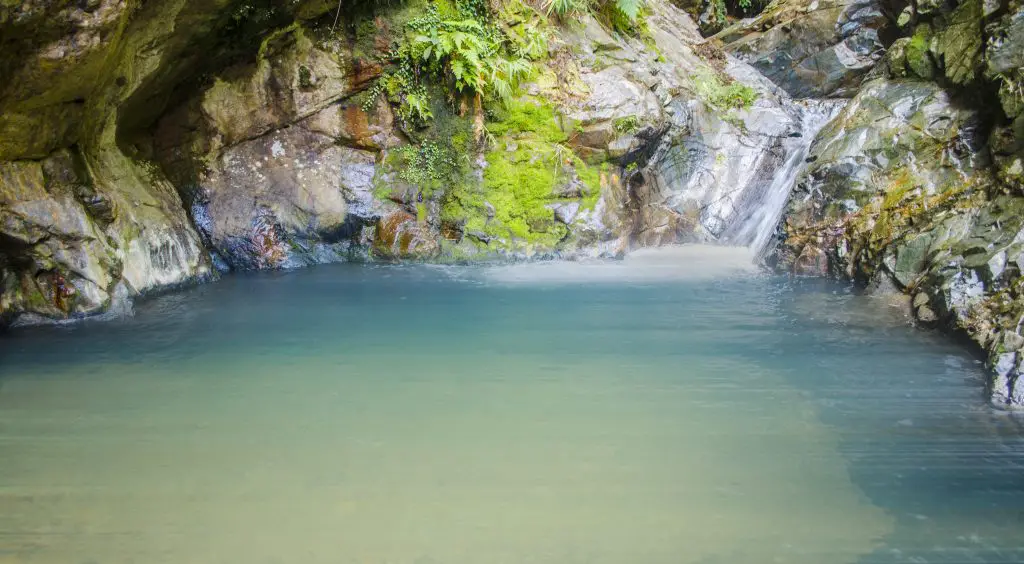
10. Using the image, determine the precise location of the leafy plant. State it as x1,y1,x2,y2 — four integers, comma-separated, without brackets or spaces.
593,0,647,34
364,59,434,124
613,115,640,134
394,141,461,187
501,1,551,59
543,0,644,29
410,16,493,92
544,0,591,18
363,1,541,126
728,0,770,15
612,0,642,21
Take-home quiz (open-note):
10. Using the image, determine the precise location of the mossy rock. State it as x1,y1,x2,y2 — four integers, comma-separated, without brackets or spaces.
933,0,983,85
905,25,936,80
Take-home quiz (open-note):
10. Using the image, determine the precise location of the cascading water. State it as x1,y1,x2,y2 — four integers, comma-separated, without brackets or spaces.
719,99,846,254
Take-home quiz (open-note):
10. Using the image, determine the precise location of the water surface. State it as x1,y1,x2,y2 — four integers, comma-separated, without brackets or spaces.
1,247,1022,564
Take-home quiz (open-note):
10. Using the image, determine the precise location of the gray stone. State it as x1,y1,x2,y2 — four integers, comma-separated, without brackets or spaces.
551,202,582,225
718,0,893,97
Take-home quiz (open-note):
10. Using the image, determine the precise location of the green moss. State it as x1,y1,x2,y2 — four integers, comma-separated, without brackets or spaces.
22,283,52,313
500,0,551,60
906,25,935,80
430,96,607,251
882,169,918,209
486,99,566,143
693,69,758,111
440,143,580,249
257,22,302,60
433,0,461,18
298,65,314,89
442,98,585,248
576,160,605,210
481,143,566,246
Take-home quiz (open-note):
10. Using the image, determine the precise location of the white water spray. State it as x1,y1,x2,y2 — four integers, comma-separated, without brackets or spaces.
720,99,846,254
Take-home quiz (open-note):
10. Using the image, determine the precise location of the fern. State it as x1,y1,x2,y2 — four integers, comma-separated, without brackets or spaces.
365,0,543,125
612,0,641,21
545,0,590,17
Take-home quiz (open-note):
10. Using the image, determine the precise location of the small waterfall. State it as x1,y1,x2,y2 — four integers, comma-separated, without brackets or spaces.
720,99,846,254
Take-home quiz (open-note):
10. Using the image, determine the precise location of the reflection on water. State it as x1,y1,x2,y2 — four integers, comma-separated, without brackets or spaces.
0,247,1022,564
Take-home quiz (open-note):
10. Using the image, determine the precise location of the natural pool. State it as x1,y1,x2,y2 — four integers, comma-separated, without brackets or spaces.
1,247,1022,564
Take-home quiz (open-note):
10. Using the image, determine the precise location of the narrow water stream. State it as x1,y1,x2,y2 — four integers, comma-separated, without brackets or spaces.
1,248,1022,564
720,99,846,253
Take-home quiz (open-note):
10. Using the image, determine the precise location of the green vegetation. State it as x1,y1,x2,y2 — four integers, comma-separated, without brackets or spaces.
438,99,603,249
693,69,758,110
392,141,462,189
905,25,935,79
732,0,769,14
407,14,529,97
375,96,476,200
545,0,644,27
368,65,435,123
544,0,591,18
486,100,566,142
297,65,314,89
360,0,653,126
481,145,566,245
364,0,550,126
613,115,640,134
358,0,622,251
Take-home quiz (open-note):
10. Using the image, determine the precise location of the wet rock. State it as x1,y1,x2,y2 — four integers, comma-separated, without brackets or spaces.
373,210,440,260
0,148,210,323
199,26,351,146
550,202,582,225
717,0,895,97
200,128,380,269
933,0,984,85
770,74,1024,407
0,0,341,323
778,79,985,241
913,291,940,322
892,233,933,287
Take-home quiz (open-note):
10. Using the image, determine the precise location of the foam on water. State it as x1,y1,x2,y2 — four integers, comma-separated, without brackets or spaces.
482,245,758,284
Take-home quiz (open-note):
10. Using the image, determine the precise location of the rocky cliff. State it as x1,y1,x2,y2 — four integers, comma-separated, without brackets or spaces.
760,0,1024,407
5,0,1024,407
0,0,814,322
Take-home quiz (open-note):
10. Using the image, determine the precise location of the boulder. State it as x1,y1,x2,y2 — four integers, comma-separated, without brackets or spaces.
717,0,895,97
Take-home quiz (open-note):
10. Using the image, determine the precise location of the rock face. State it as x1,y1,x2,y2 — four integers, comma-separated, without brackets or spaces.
716,0,897,97
153,25,397,269
150,0,828,265
0,0,273,323
770,0,1024,407
561,1,818,249
5,0,1024,411
1,0,813,323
